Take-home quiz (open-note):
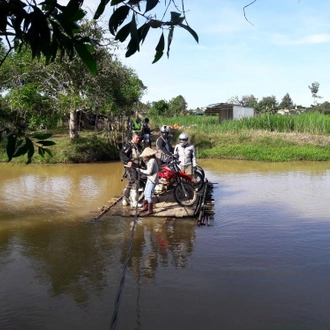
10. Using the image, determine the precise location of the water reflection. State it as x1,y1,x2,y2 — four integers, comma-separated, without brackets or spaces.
120,219,196,281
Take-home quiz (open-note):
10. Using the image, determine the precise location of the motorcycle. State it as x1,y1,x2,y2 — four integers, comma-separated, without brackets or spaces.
136,157,198,207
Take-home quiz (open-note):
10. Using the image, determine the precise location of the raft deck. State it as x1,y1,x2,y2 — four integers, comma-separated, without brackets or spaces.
93,181,215,225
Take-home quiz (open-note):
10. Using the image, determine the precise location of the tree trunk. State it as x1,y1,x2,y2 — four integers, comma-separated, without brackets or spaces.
94,108,99,131
69,110,78,139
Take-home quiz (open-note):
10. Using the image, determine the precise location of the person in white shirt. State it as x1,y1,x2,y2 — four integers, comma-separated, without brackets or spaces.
135,147,159,216
173,132,197,176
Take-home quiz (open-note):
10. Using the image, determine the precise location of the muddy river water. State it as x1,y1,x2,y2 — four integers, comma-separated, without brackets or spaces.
1,160,330,330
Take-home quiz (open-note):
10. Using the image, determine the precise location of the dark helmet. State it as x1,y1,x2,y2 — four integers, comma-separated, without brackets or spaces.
160,125,170,138
160,125,170,133
144,117,149,123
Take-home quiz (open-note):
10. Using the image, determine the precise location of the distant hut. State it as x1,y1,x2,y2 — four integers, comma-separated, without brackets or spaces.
203,103,254,123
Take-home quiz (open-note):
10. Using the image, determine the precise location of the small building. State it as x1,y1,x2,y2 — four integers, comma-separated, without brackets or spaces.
203,103,254,123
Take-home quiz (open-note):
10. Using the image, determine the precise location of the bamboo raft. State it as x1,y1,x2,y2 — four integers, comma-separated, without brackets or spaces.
92,181,215,225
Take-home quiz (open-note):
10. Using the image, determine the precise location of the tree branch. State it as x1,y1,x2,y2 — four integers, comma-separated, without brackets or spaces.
243,0,257,26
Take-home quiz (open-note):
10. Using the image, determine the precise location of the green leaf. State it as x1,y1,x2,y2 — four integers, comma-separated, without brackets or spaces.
152,32,164,64
37,140,56,146
155,32,165,52
109,5,130,35
170,12,182,23
111,0,125,5
137,23,150,45
126,38,138,57
13,144,28,158
145,0,158,13
32,133,53,140
44,148,53,156
94,0,110,20
6,134,17,162
115,22,131,42
125,13,139,56
26,138,35,165
167,25,174,58
72,8,86,21
178,23,199,43
38,147,45,157
74,41,97,75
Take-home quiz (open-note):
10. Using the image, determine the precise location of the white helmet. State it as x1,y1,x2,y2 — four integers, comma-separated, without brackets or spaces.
179,132,189,146
160,125,170,133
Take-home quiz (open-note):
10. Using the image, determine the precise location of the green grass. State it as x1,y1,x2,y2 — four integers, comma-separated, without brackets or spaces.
2,113,330,163
0,131,119,164
153,112,330,134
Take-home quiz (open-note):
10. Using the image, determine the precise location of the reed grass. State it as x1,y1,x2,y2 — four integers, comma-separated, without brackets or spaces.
152,113,330,161
153,112,330,135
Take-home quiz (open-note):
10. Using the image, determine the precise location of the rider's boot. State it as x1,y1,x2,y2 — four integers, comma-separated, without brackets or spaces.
140,200,148,212
144,202,153,216
122,188,130,206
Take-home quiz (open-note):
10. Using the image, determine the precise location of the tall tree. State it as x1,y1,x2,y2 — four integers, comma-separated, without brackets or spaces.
241,94,258,108
168,95,187,116
0,19,145,163
279,93,293,109
258,95,278,114
308,82,322,105
227,96,242,105
149,100,169,117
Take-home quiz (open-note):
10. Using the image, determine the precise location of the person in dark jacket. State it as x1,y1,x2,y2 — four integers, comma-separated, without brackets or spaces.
119,133,143,206
141,117,152,148
156,125,173,164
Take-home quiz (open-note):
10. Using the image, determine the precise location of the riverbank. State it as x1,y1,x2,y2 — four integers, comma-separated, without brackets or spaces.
1,129,330,163
194,130,330,161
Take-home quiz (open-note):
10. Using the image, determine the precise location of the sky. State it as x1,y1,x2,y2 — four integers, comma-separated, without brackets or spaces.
76,0,330,109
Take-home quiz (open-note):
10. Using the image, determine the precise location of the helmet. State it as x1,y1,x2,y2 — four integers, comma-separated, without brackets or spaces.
160,125,170,133
179,132,189,146
144,117,149,123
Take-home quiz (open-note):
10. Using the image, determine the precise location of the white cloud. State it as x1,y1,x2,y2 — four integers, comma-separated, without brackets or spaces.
273,33,330,45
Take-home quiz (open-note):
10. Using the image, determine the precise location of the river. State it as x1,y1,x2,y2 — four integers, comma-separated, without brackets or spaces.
1,160,330,330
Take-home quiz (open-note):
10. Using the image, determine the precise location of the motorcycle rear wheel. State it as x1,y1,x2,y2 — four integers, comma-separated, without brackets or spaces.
173,182,197,206
193,171,204,192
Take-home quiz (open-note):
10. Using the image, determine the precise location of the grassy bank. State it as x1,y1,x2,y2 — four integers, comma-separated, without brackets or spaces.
155,113,330,162
2,113,330,163
0,131,120,164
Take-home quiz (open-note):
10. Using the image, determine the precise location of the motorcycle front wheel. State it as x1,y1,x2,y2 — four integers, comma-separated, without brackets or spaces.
173,182,197,206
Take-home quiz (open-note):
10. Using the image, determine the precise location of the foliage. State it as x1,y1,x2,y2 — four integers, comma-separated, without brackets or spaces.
257,95,278,113
168,95,187,116
96,0,198,63
227,95,241,105
0,128,55,164
279,93,293,109
0,131,118,163
308,81,322,105
3,113,330,163
0,19,145,160
310,101,330,115
154,112,330,135
241,94,258,107
0,0,97,73
0,0,198,71
148,100,169,117
153,114,330,161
